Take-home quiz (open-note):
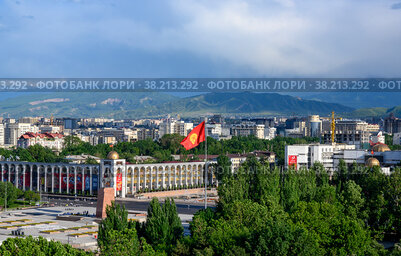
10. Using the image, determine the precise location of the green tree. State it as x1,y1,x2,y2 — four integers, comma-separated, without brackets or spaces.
160,134,184,155
290,201,376,255
387,168,401,237
100,228,140,256
145,198,169,248
63,135,84,148
281,169,301,212
0,182,22,207
23,190,40,204
357,167,391,238
163,198,184,245
190,208,216,249
98,201,129,248
144,198,183,252
214,154,232,183
0,236,90,256
84,157,98,165
339,180,366,220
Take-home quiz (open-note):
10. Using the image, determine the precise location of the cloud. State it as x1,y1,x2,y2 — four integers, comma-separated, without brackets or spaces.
0,0,400,77
391,2,401,9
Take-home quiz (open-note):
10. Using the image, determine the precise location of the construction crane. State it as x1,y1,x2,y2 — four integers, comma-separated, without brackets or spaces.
321,111,342,144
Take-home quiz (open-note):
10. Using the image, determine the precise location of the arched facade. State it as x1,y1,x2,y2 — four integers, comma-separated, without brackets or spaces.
0,159,214,198
0,161,99,196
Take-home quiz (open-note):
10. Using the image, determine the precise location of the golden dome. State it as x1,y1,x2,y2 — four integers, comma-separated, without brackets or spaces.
366,157,380,167
107,151,119,160
372,144,390,152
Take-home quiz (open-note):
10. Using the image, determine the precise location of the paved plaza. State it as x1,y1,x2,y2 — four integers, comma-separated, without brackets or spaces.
0,204,194,251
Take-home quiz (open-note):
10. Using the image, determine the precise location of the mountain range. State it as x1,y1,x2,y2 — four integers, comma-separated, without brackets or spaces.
0,91,398,118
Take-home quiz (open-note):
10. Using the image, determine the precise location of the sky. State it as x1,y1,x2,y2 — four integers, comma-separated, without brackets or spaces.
0,0,400,78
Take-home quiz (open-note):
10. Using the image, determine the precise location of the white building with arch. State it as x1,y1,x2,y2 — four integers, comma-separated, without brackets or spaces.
0,151,213,198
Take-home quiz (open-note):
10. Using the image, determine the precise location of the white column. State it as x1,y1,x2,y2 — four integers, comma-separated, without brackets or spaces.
155,167,158,190
162,167,165,189
200,165,204,185
0,164,3,182
113,167,117,198
59,166,62,193
171,166,177,188
44,167,47,193
136,169,140,192
66,167,69,193
184,166,188,187
36,168,40,192
22,166,26,191
130,168,134,194
15,166,19,188
148,167,152,190
51,166,55,193
82,168,85,195
74,168,77,195
189,166,193,186
166,167,169,189
168,167,171,189
142,169,146,190
179,166,183,187
29,167,33,191
8,166,11,183
192,166,195,186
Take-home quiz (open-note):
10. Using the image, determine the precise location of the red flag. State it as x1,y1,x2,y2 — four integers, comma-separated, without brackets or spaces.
180,121,205,150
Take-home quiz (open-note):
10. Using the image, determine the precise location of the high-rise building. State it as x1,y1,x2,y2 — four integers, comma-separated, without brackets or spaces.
158,119,193,137
0,124,5,146
384,113,401,134
231,123,265,139
308,115,322,137
64,118,79,130
322,120,369,149
5,123,39,146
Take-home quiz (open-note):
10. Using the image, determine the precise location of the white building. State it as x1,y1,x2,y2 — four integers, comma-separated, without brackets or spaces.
39,125,62,134
206,124,223,140
231,124,265,139
393,133,401,145
0,124,5,146
285,143,356,171
285,143,400,175
308,115,322,137
17,132,64,151
159,119,193,138
264,127,276,140
5,123,39,146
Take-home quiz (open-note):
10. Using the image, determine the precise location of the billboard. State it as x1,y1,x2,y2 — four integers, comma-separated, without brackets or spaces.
92,174,98,191
84,174,90,191
116,172,122,191
288,155,297,169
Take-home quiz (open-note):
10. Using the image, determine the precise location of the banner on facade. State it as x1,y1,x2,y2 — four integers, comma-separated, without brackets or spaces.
288,155,297,169
116,172,122,191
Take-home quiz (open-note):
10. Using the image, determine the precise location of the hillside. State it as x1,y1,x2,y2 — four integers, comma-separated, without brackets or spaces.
149,92,354,117
0,92,354,118
300,92,401,109
0,92,178,118
346,106,401,118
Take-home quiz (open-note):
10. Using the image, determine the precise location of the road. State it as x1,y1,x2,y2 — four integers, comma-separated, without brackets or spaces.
43,195,215,215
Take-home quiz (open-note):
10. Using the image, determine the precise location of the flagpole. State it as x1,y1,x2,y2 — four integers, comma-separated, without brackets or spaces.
204,119,208,209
